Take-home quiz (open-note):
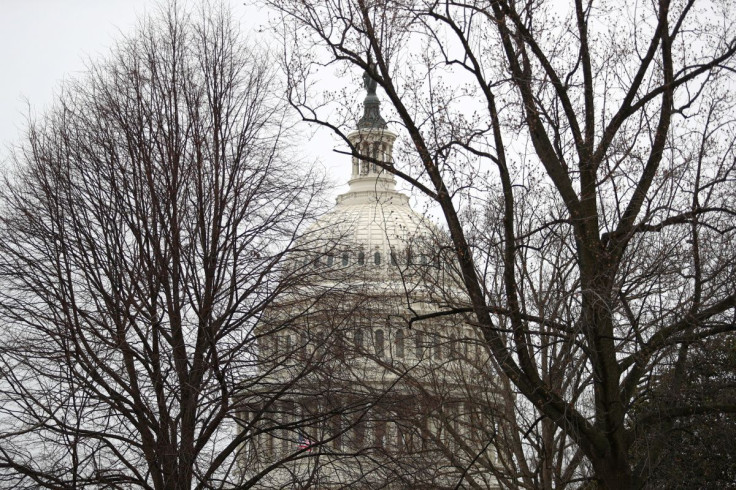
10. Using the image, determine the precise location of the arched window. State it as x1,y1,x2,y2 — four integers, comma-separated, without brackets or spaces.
342,252,349,266
374,420,386,448
326,254,334,266
375,329,385,357
415,332,423,358
395,329,405,358
354,330,364,350
354,414,366,448
358,251,365,265
434,336,442,360
476,342,487,362
390,251,398,266
446,403,459,448
315,332,325,355
448,334,456,359
299,332,308,360
265,425,274,457
331,414,342,451
374,251,381,265
397,422,409,452
335,331,345,360
282,401,295,453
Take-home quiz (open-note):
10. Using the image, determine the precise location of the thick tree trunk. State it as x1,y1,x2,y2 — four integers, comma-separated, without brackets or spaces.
592,455,643,490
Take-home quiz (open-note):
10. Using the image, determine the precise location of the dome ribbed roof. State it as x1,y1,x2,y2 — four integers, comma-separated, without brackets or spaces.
311,185,434,260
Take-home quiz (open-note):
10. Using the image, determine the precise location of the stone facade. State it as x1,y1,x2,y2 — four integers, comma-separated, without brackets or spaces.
240,82,501,489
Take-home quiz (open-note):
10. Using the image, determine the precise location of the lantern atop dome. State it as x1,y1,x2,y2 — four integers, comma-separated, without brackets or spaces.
340,67,399,204
358,64,387,130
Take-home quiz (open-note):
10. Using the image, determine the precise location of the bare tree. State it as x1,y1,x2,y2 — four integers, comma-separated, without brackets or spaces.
267,0,736,488
0,5,328,489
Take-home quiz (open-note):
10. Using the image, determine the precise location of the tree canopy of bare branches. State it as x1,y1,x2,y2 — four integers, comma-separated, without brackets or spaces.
269,0,736,488
0,5,326,489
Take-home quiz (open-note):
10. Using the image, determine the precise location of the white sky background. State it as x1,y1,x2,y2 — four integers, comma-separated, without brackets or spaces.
0,0,350,196
1,0,150,161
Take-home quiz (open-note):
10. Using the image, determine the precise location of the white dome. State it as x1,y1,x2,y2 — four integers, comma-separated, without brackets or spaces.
305,129,438,269
314,188,434,262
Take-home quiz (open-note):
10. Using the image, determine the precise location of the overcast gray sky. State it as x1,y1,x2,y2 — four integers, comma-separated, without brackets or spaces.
1,1,151,161
0,0,351,192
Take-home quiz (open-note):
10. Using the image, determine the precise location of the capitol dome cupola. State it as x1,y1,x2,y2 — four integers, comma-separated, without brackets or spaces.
339,66,400,205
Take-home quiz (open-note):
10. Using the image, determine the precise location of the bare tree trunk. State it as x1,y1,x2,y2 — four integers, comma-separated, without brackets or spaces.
269,0,736,487
0,4,327,488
